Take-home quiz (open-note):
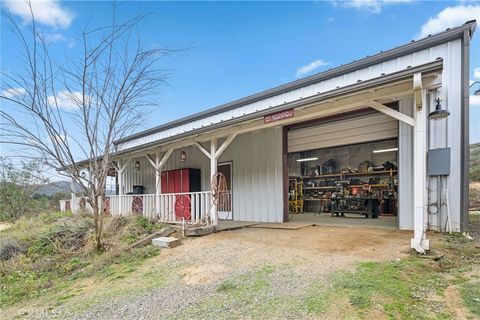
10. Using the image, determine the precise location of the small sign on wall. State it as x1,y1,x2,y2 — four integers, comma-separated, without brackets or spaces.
264,109,294,123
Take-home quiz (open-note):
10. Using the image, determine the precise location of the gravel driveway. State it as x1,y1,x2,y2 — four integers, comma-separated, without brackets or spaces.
18,225,412,319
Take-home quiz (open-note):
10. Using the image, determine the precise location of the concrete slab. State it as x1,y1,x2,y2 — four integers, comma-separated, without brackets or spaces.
249,222,314,230
289,212,398,229
216,221,259,231
152,236,181,248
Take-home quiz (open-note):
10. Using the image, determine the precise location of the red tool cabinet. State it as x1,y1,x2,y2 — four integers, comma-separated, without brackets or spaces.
160,168,201,220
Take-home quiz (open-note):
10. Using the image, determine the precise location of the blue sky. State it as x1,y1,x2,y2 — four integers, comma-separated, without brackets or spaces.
1,0,480,152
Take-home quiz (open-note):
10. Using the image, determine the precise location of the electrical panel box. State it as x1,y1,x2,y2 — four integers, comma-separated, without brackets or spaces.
427,148,450,176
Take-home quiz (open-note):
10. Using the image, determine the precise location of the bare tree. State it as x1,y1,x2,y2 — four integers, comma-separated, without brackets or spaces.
0,2,169,250
0,157,48,220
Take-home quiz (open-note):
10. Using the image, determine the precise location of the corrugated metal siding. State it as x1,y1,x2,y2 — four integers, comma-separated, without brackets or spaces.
121,128,284,223
397,40,463,232
219,127,283,223
123,157,155,194
118,42,451,152
437,39,462,232
288,113,398,153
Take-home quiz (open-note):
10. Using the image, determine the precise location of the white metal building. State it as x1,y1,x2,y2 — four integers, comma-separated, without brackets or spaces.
69,21,476,252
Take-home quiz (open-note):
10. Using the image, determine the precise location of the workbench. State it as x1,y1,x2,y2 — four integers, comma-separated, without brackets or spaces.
330,197,379,219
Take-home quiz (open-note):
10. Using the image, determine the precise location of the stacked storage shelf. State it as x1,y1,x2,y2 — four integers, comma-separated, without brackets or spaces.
302,169,397,216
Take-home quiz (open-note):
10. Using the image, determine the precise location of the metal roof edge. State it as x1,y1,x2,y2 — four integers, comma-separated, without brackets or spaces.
110,59,443,159
115,20,475,145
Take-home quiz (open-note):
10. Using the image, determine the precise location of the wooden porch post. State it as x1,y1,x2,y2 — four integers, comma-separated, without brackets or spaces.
117,161,123,216
195,134,237,225
70,177,76,213
146,149,173,219
116,159,130,216
210,138,218,225
155,151,161,217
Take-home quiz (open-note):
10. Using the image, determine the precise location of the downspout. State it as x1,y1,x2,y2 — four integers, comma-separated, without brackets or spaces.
411,72,429,253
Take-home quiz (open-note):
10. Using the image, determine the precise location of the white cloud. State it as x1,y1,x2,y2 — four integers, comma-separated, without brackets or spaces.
44,32,75,48
417,5,480,38
471,95,480,107
474,67,480,79
48,90,82,110
332,0,412,14
296,60,329,78
1,87,26,98
4,0,74,29
44,32,66,43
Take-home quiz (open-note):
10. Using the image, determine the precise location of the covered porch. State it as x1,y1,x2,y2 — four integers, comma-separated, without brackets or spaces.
104,60,439,232
65,58,449,254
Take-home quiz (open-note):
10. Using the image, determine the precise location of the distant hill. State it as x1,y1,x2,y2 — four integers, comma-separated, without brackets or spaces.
471,142,480,182
33,181,81,196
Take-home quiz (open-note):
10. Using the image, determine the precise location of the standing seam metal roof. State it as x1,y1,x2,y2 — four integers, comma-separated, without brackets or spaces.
115,20,476,145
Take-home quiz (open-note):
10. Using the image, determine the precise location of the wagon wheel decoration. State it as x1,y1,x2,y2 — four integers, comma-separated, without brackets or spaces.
175,195,191,220
132,196,143,214
103,197,110,215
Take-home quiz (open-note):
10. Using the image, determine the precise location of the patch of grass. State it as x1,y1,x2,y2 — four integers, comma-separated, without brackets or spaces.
304,283,332,315
63,248,167,314
216,281,237,292
135,216,164,233
215,264,274,297
304,259,452,319
180,265,276,319
460,281,480,316
121,234,139,245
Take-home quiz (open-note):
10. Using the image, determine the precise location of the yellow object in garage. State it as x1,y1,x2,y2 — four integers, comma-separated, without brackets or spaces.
289,177,304,214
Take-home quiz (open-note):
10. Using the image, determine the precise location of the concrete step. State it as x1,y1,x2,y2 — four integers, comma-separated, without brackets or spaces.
152,236,181,248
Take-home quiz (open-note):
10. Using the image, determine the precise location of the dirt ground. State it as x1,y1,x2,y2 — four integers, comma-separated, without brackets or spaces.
153,226,413,288
6,225,422,320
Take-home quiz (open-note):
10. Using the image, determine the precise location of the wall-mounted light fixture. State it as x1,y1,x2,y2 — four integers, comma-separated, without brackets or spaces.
372,148,398,154
180,151,187,162
428,98,450,120
296,157,318,162
134,160,141,170
471,81,480,96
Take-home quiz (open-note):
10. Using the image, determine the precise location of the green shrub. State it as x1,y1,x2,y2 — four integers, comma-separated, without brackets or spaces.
121,234,139,245
0,212,161,306
28,236,55,256
135,216,164,233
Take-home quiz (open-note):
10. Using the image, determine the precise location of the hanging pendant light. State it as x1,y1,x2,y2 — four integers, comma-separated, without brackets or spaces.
428,98,450,120
180,151,187,162
134,160,141,170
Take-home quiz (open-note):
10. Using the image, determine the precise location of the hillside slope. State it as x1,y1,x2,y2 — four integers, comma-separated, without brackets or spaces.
471,142,480,182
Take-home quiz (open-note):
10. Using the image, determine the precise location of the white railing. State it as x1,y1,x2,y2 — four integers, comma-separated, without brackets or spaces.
68,196,93,214
104,191,213,224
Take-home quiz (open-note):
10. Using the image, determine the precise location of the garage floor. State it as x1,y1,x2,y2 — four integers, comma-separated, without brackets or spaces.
289,212,398,229
217,212,398,231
